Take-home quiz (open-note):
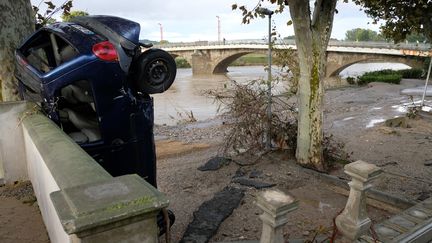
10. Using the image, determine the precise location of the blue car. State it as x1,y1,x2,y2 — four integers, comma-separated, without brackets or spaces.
15,15,176,188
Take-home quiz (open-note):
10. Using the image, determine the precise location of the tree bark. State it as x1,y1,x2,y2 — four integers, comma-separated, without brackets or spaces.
0,0,34,101
289,0,337,171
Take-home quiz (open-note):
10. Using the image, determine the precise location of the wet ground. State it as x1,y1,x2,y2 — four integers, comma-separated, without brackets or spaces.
324,79,432,200
0,182,49,243
1,78,431,242
155,78,432,242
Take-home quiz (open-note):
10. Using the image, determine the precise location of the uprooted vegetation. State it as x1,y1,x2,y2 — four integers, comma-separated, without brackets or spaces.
206,79,350,170
207,79,298,154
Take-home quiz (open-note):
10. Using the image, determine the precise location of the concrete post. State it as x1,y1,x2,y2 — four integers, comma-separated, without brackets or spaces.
256,189,298,243
335,160,382,241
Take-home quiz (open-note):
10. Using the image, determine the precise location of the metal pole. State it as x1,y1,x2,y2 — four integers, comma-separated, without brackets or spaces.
158,23,163,42
421,56,432,106
216,16,221,43
266,14,272,150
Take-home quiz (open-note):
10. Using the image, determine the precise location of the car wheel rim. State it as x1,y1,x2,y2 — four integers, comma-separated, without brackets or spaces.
147,60,168,85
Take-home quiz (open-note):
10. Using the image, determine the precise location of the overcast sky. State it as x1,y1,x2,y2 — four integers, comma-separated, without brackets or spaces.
31,0,380,42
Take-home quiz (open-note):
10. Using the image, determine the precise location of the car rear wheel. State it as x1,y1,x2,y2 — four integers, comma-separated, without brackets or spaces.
131,49,176,94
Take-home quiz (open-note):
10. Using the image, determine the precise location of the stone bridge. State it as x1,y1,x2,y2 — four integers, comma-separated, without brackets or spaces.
159,41,430,86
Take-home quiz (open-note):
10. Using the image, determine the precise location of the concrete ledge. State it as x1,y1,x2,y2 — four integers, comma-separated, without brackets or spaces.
0,103,170,243
22,113,111,188
0,101,33,183
50,174,168,234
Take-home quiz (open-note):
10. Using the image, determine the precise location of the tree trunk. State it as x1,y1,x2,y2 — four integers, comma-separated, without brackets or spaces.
289,0,337,171
0,0,34,101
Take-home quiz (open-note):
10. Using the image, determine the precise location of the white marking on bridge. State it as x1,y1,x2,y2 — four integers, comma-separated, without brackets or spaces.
161,44,431,57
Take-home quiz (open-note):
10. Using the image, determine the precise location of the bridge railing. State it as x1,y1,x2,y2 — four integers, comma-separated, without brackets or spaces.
154,39,431,51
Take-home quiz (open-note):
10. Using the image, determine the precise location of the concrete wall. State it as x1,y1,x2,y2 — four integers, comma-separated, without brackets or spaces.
1,102,169,243
0,101,31,184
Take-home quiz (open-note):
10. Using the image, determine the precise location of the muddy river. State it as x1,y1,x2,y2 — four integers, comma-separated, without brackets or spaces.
153,63,410,125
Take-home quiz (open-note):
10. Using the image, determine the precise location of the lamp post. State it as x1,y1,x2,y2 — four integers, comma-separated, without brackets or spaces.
216,15,221,43
256,7,274,150
158,23,163,42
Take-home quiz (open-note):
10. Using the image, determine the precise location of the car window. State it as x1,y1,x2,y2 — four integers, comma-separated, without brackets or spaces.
21,30,78,73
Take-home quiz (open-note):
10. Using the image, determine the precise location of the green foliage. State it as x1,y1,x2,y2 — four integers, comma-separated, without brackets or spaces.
398,68,423,79
354,0,432,43
357,69,402,85
405,33,427,43
346,76,356,84
230,54,267,66
62,10,89,22
33,0,73,27
345,28,384,41
175,58,191,68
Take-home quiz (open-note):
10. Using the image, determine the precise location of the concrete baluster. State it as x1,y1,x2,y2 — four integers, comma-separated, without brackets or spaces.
256,189,298,243
335,160,382,241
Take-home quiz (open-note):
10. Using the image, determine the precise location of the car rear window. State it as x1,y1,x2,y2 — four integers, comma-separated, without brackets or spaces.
20,30,79,73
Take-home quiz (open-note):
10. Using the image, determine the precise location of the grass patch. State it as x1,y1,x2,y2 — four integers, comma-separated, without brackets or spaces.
357,69,402,85
230,54,267,66
357,68,424,85
398,68,423,79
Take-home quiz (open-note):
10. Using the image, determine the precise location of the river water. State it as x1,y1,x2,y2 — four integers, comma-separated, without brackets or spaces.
153,63,410,125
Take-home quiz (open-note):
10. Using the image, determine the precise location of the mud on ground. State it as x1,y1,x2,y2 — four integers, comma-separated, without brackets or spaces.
0,78,430,242
155,78,432,242
0,181,49,243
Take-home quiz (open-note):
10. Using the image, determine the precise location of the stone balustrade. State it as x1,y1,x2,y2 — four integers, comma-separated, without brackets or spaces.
256,189,298,243
335,160,382,241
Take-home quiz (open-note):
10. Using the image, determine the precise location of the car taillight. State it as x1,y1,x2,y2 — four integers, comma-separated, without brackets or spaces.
16,54,28,66
92,41,118,61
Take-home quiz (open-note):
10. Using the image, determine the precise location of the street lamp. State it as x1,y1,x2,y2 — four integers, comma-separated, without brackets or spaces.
216,15,221,43
158,23,163,42
256,7,274,150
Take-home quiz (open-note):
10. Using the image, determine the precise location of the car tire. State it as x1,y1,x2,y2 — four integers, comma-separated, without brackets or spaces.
131,49,176,94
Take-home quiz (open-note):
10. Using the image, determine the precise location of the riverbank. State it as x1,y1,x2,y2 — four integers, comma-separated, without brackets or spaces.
1,78,431,242
154,77,432,241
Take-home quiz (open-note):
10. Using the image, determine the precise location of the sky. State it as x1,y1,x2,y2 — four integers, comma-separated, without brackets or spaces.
31,0,381,42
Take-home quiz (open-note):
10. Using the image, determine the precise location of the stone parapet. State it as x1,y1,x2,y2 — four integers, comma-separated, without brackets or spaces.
0,102,168,243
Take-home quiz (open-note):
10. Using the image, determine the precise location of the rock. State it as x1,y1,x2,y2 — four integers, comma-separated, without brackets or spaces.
385,117,410,128
302,231,310,236
379,161,398,167
233,168,247,178
232,177,276,189
198,156,231,171
378,126,397,135
424,160,432,166
417,192,430,201
249,169,263,178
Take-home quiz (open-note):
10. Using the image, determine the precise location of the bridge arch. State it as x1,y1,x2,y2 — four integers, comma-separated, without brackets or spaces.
326,53,425,77
213,51,255,73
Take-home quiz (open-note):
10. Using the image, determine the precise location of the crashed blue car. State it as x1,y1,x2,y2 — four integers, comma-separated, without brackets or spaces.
15,15,176,188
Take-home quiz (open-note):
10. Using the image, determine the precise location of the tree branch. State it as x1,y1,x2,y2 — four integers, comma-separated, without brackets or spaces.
288,0,313,48
311,0,323,27
311,0,337,46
